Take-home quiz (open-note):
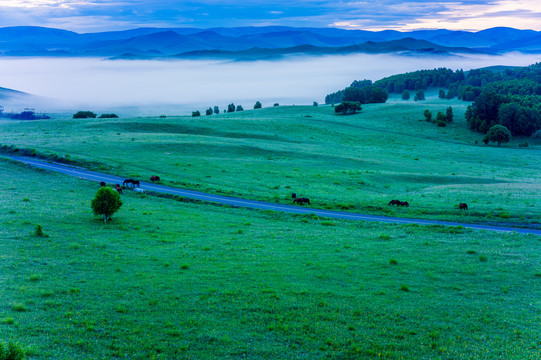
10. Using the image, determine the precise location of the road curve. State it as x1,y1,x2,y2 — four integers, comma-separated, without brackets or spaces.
6,155,541,235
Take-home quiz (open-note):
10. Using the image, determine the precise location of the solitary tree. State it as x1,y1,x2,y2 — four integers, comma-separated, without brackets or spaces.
192,110,201,117
227,103,236,113
414,90,425,101
483,125,511,147
401,90,410,100
313,101,319,107
205,107,213,116
213,106,220,114
436,111,447,127
446,106,453,122
91,187,122,223
254,101,262,109
236,105,244,111
423,109,432,122
439,89,446,99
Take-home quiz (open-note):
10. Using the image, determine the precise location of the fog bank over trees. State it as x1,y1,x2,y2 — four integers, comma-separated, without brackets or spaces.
0,53,539,116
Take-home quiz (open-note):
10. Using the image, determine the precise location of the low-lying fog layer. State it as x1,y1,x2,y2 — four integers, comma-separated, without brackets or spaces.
1,53,540,116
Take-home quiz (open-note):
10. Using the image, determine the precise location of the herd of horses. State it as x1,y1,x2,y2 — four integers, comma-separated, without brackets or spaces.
100,179,468,211
99,175,161,195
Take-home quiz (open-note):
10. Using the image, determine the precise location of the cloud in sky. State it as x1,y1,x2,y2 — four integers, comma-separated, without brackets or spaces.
0,0,540,32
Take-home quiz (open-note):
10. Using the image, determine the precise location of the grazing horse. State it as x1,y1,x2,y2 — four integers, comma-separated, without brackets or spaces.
388,200,400,206
100,181,106,187
459,203,468,210
294,197,310,205
150,175,160,183
115,185,123,194
400,201,409,207
123,179,140,188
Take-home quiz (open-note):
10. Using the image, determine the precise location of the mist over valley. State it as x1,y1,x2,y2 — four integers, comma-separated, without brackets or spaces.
1,52,540,116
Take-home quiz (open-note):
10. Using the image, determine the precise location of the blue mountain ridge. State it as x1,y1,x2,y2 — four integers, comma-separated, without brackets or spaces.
0,26,539,58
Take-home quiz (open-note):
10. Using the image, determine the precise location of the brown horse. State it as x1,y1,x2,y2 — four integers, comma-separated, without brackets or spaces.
150,175,160,183
400,201,409,207
388,200,400,206
115,185,123,194
459,203,468,210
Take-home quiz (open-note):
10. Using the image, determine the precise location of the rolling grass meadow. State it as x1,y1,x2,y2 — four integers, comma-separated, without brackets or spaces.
1,95,540,358
1,157,540,359
1,96,539,227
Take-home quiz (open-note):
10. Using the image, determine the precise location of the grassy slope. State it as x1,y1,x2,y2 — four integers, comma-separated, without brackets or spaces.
1,157,540,359
0,97,539,227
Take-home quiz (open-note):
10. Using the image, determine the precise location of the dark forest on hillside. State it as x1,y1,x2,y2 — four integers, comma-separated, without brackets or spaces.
326,63,541,136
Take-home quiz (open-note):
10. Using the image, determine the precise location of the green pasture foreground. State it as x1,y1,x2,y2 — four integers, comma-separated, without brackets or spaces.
1,158,540,359
0,99,539,228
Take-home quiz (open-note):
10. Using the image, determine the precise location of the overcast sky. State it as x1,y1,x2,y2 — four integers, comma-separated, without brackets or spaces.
0,0,540,33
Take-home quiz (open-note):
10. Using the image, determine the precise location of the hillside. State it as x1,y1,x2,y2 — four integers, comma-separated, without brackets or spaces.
1,92,540,358
0,86,27,100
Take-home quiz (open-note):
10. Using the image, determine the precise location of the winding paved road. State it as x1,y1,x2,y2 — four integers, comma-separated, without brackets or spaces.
7,155,541,235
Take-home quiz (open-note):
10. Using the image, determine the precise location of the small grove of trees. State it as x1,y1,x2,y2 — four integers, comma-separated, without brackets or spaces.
73,111,96,119
465,90,541,136
423,107,453,126
91,187,123,223
236,105,244,112
414,90,425,101
227,103,236,113
192,111,200,117
206,108,213,116
325,79,388,105
483,125,511,147
214,106,220,114
254,101,262,109
335,101,362,115
98,113,119,118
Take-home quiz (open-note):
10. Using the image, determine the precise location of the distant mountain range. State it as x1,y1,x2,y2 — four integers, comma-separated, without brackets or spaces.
1,26,540,60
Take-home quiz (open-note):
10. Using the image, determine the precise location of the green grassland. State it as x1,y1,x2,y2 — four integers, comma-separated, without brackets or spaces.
1,96,539,227
1,157,540,359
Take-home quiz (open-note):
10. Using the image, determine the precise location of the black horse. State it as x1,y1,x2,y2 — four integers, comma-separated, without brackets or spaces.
293,197,310,205
123,179,140,188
